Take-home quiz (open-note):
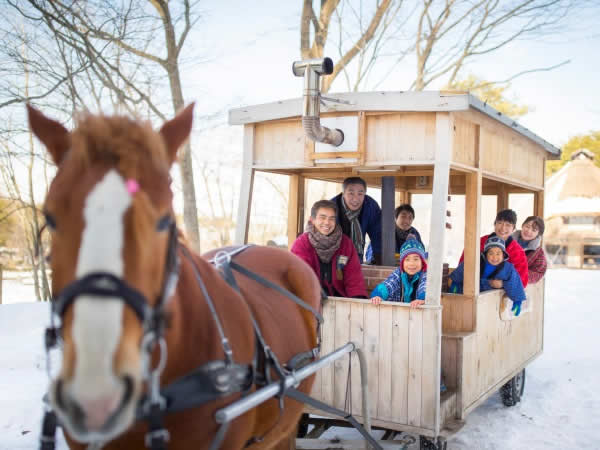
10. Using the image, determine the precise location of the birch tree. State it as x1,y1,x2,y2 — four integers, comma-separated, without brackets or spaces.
5,0,203,252
300,0,589,93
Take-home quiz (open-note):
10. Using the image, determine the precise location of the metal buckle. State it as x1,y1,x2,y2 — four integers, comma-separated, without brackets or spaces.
213,250,232,269
145,429,170,448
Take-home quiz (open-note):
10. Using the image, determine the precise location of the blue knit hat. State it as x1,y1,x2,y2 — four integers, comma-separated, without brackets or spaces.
398,234,427,272
483,236,509,259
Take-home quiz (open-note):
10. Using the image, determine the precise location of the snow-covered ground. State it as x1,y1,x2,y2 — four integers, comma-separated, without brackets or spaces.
1,269,599,449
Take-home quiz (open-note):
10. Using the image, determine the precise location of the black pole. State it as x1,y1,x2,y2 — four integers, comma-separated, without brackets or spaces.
381,176,395,266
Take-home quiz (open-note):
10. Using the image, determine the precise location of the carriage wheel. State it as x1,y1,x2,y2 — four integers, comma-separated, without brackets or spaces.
500,368,526,407
420,436,447,450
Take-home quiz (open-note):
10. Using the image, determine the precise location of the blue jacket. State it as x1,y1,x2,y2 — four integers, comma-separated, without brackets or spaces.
332,193,382,262
365,226,422,263
449,255,526,303
371,267,427,303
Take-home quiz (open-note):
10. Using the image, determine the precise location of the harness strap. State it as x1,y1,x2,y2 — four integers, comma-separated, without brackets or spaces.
228,260,324,324
145,403,169,450
52,272,150,322
39,409,57,450
284,388,383,450
136,361,253,419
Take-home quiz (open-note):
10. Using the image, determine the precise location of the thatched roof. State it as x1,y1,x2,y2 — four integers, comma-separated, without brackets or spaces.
545,153,600,218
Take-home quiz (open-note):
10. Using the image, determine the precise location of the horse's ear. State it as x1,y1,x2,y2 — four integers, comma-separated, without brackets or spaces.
27,104,70,165
159,103,195,164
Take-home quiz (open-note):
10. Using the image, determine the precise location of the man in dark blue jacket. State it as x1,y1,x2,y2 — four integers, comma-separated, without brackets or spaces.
332,177,382,264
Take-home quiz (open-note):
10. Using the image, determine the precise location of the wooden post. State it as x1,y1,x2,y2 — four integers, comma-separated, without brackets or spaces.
381,176,396,266
427,112,452,437
497,183,509,212
463,172,482,297
426,113,451,306
288,175,305,248
534,190,544,218
235,124,255,245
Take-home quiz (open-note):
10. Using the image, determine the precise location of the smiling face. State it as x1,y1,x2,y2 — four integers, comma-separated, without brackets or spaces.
402,254,423,275
521,220,540,241
396,210,414,231
342,183,366,211
28,104,193,444
494,220,515,240
486,246,505,266
313,207,337,236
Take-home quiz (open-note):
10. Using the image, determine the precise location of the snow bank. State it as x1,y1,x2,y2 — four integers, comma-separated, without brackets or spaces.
1,269,598,449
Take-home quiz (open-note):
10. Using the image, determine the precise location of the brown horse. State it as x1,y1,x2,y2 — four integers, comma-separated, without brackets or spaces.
28,104,322,449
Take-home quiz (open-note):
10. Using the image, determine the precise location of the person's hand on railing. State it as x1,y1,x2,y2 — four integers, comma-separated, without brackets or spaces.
370,296,383,305
410,300,425,309
489,279,503,289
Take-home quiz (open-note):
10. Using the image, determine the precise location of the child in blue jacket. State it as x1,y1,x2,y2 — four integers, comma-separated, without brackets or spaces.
450,236,527,315
370,235,427,309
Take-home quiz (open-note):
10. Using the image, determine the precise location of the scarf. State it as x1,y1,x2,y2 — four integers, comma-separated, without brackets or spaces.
342,198,364,259
400,272,420,303
307,222,342,263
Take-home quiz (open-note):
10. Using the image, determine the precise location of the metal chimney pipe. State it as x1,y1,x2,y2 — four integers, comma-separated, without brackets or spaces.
292,57,344,147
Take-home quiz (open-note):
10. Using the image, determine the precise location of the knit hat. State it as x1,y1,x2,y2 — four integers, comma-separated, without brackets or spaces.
483,236,509,259
398,234,427,272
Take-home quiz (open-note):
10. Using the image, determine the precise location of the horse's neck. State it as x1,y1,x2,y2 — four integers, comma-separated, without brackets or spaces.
162,250,226,380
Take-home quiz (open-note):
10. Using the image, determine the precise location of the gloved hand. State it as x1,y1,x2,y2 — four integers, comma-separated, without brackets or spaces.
511,300,522,317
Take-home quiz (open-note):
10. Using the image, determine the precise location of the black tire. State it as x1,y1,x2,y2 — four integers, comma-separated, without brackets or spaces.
420,436,447,450
297,413,309,438
500,368,526,407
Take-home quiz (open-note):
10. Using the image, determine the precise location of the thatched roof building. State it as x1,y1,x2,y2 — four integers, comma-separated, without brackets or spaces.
544,149,600,268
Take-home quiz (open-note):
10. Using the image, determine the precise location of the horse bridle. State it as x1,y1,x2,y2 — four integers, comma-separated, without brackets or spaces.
42,214,180,450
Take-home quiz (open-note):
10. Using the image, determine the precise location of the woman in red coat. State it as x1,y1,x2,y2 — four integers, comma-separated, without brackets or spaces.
291,200,368,298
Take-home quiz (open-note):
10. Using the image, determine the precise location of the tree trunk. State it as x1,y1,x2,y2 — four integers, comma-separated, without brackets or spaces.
160,4,201,253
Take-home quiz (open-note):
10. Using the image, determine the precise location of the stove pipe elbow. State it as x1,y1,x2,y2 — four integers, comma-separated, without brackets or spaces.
292,57,344,147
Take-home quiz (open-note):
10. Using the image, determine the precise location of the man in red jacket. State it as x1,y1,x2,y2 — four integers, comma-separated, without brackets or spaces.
459,209,529,288
291,200,368,298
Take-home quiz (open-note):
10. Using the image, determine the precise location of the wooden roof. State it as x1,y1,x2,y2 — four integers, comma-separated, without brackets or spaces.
228,91,560,156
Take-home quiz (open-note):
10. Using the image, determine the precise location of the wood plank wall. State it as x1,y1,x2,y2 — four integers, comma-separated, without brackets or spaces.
365,113,437,164
310,297,441,433
460,281,545,412
452,111,546,189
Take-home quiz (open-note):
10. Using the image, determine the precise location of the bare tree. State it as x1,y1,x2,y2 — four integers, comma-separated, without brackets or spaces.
5,0,203,252
300,0,590,93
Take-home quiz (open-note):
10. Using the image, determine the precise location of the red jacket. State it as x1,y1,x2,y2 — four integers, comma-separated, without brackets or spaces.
291,233,368,298
459,234,529,288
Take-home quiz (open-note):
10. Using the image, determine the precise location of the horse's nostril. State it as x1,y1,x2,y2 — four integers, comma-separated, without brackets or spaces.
121,375,134,406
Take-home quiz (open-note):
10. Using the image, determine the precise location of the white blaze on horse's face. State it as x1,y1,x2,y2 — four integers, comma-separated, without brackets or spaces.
54,169,137,440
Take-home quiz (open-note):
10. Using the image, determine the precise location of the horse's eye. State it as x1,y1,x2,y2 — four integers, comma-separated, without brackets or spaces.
44,212,57,230
156,214,172,232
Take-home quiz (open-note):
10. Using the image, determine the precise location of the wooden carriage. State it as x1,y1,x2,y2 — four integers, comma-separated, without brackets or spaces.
229,91,559,447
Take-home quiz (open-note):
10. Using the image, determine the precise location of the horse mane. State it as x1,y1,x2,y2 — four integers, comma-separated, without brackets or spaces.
70,112,170,177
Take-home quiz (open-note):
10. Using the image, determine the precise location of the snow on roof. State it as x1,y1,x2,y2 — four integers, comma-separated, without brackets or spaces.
545,156,600,217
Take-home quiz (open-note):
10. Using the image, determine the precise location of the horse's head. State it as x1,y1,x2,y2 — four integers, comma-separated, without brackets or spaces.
28,104,194,443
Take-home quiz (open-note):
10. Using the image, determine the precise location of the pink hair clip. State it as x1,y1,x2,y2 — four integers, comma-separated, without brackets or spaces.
126,179,140,195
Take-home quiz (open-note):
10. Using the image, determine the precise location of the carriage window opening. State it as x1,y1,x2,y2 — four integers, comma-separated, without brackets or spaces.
480,195,498,236
248,171,289,247
509,193,534,221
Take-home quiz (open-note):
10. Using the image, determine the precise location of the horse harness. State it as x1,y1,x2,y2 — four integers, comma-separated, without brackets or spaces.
40,218,324,450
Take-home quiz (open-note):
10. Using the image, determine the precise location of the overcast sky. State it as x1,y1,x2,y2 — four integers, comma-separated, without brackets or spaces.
186,1,600,148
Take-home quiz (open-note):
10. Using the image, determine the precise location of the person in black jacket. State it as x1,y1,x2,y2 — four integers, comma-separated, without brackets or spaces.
331,177,382,264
